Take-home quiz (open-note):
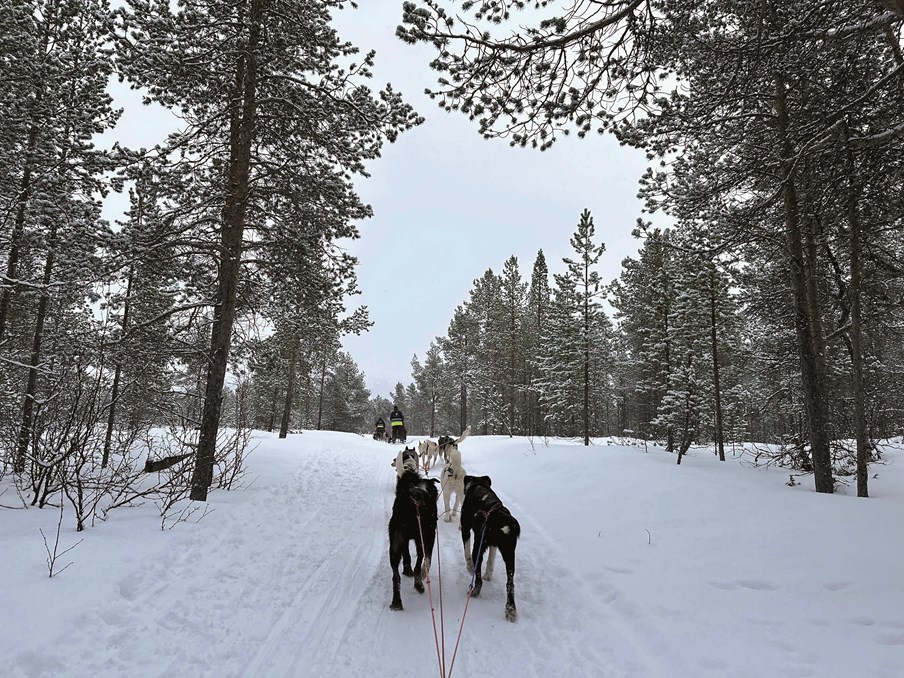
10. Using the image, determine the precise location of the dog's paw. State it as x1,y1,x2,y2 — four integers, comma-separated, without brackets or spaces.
471,583,482,597
414,579,425,594
444,515,452,523
390,601,403,611
505,605,517,622
484,572,493,581
402,568,414,577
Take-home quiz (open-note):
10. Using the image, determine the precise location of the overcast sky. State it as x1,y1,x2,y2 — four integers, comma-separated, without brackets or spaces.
105,2,654,400
332,4,651,398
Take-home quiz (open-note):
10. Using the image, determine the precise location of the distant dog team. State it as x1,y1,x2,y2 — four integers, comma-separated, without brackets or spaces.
385,426,519,622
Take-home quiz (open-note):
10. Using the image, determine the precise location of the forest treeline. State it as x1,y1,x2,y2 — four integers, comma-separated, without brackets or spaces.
0,0,418,514
1,0,903,526
388,0,904,499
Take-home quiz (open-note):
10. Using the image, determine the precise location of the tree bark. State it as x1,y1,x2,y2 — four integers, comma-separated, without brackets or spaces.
267,384,278,432
0,123,40,341
460,379,467,434
583,281,590,446
842,126,870,497
102,266,134,468
709,267,725,462
14,221,57,473
191,0,264,501
774,73,834,493
316,353,327,431
279,339,298,439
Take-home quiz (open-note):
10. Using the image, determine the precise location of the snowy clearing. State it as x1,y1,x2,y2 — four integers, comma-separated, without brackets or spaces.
2,431,903,678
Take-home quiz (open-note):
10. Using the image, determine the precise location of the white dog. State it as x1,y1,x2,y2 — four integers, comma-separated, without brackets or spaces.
418,439,440,469
441,426,470,522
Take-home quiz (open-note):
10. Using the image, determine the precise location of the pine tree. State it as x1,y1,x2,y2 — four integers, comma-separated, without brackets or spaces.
467,269,506,434
441,304,477,434
3,0,120,473
321,352,370,433
610,230,676,447
116,0,420,500
534,277,582,438
411,342,445,436
497,256,527,435
525,250,551,436
562,210,608,445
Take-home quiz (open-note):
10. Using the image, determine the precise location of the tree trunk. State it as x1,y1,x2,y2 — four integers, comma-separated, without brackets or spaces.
709,267,725,462
279,340,298,439
14,221,57,473
843,128,870,498
663,301,674,453
316,353,327,431
267,384,279,432
583,292,590,446
102,267,134,468
774,73,834,494
460,378,467,434
191,0,264,501
0,124,40,341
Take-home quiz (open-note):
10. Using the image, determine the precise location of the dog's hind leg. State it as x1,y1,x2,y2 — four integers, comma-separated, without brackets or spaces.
413,535,425,594
421,523,435,580
451,485,463,518
389,534,405,611
461,515,474,572
502,545,517,622
402,541,414,577
470,539,488,597
443,483,453,522
484,545,497,581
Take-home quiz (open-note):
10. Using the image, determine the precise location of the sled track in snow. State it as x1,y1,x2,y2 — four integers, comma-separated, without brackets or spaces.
240,455,390,677
10,439,668,678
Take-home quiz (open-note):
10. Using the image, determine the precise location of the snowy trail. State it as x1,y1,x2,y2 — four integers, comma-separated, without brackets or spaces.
8,431,901,677
11,433,661,677
239,445,390,677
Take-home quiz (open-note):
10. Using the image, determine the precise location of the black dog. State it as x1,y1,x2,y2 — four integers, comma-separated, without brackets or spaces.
389,469,440,611
460,475,521,622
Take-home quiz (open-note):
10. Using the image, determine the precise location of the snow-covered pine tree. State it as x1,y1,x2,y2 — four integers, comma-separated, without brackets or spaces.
101,161,181,467
467,269,507,434
525,250,551,436
411,342,446,437
320,352,370,433
441,304,477,434
610,229,676,448
534,274,582,438
497,256,528,436
3,0,120,473
116,0,420,500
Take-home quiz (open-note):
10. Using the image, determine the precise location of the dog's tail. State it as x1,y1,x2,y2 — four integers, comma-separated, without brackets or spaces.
499,515,521,540
454,426,471,446
448,446,462,477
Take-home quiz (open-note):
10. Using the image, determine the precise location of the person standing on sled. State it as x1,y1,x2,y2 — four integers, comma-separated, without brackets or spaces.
374,417,386,440
390,406,405,443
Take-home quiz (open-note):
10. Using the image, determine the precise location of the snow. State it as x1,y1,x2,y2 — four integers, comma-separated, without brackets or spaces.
2,431,904,678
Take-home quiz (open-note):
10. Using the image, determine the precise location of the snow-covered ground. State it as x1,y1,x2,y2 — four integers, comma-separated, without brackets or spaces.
2,431,903,678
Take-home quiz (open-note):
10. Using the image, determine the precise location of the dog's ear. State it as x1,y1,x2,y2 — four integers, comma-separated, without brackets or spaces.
482,475,492,487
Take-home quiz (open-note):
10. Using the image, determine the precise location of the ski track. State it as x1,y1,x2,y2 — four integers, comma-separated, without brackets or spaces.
8,438,665,678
